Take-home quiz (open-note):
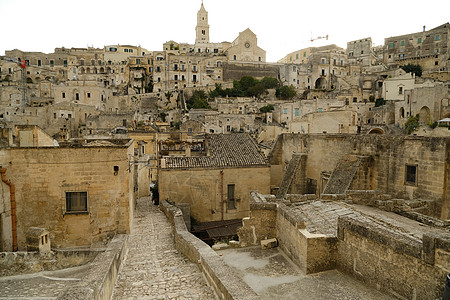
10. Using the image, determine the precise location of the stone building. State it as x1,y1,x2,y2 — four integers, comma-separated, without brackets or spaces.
158,133,270,222
346,37,373,66
269,133,450,220
0,127,135,250
384,22,449,80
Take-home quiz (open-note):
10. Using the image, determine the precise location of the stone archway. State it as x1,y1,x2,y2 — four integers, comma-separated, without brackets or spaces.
368,128,385,134
400,107,405,119
419,106,430,124
315,78,327,89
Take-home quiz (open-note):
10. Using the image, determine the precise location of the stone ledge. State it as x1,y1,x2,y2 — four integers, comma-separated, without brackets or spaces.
161,200,259,300
56,234,127,300
337,215,422,259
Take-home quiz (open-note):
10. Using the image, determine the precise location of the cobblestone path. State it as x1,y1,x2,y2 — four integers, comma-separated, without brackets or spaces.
112,197,216,300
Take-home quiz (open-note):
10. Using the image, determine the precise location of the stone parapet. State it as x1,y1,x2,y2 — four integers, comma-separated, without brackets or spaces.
0,249,99,277
57,234,127,300
337,215,450,299
161,200,259,300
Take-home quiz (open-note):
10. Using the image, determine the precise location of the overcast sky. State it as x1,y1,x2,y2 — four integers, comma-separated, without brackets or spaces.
0,0,448,62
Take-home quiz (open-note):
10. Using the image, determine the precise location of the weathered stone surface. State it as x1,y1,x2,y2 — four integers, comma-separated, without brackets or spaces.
112,197,215,300
261,238,277,250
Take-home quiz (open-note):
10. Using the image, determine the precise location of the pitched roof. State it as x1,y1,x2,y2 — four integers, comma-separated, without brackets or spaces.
163,133,268,169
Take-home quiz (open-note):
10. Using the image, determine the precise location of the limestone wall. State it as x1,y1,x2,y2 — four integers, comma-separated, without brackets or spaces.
159,166,270,222
0,141,135,249
337,215,450,299
269,134,449,218
276,205,337,274
160,201,259,300
57,234,127,300
0,249,99,277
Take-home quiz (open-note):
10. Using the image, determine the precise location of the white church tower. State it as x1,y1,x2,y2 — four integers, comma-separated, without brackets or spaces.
195,1,210,44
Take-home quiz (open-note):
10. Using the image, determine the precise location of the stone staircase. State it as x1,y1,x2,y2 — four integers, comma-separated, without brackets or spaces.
276,154,304,199
322,155,363,195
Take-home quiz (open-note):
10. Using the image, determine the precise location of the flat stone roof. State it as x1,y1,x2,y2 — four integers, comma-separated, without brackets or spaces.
284,201,448,240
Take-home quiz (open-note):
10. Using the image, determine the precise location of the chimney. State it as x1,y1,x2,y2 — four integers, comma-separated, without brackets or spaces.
423,25,426,32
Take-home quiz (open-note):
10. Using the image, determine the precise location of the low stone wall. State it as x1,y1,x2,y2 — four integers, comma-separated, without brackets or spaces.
337,215,449,299
160,200,259,300
277,204,337,274
57,234,127,300
0,249,99,277
238,202,277,247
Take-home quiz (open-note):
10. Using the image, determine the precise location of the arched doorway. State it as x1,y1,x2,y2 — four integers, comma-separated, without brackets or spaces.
315,78,327,89
399,107,405,119
419,106,430,124
368,128,385,134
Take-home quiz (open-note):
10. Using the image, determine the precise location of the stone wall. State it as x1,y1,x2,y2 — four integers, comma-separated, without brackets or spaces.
276,205,337,274
337,215,449,299
160,200,259,300
240,195,450,299
0,141,135,249
223,62,279,82
269,133,450,218
57,234,127,300
159,166,270,222
237,201,277,247
0,249,99,277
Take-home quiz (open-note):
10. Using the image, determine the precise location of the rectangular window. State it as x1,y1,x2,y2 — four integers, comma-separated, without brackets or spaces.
303,52,306,57
136,59,140,64
227,184,236,210
401,40,405,46
50,60,54,67
193,75,197,82
66,191,88,213
283,108,287,114
294,108,299,117
38,60,42,66
389,42,394,49
399,87,403,95
296,53,299,59
87,92,91,98
174,75,178,80
226,125,230,132
435,34,440,41
63,60,67,67
156,66,161,72
417,38,422,44
405,165,417,185
62,92,65,98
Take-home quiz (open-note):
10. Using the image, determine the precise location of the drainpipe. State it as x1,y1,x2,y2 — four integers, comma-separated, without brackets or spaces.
0,168,18,252
220,170,224,221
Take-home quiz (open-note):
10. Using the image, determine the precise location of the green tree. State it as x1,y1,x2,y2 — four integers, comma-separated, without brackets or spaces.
260,77,279,89
187,90,210,109
401,64,422,77
276,85,297,100
259,104,274,113
405,115,419,134
374,98,386,107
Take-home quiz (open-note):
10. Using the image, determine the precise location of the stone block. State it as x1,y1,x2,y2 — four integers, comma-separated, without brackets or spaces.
212,243,229,250
261,238,278,250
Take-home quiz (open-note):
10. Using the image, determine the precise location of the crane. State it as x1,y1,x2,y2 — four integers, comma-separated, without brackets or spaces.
310,34,328,43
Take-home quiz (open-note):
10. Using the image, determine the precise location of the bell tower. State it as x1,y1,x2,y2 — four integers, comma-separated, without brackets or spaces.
195,1,210,44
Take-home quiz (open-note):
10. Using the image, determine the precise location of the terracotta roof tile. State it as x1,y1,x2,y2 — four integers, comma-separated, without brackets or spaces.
164,133,268,169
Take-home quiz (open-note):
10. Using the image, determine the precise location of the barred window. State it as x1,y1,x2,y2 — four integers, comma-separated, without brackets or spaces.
66,192,88,212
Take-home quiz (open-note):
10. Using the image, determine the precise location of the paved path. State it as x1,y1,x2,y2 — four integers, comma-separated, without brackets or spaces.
112,197,216,300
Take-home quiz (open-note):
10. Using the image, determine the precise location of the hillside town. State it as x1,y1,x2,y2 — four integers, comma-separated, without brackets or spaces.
0,3,450,300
